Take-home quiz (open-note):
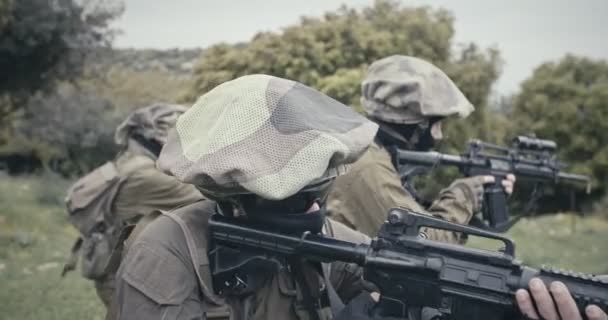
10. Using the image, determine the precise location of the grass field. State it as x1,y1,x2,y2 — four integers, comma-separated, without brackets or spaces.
0,173,607,319
0,173,103,320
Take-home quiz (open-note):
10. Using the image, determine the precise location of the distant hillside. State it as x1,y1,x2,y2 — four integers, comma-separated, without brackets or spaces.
88,47,203,77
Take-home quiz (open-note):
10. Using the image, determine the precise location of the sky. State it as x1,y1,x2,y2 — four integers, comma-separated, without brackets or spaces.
112,0,608,95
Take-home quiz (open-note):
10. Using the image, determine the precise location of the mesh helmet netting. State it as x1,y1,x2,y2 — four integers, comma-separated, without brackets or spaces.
361,55,474,124
158,74,378,200
114,103,188,146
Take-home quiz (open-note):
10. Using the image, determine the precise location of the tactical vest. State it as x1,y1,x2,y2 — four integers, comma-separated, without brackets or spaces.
112,201,339,320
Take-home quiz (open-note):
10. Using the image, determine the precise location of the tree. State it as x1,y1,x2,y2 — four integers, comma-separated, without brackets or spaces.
185,0,502,199
13,83,120,176
508,55,608,207
0,0,122,124
186,1,501,146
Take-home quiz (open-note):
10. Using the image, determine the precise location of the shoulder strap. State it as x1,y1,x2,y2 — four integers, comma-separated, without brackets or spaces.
288,258,322,320
61,237,83,277
163,211,224,306
322,265,345,316
321,219,347,315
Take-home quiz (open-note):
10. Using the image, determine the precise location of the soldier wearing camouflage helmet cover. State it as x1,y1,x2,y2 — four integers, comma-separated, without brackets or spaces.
89,103,204,314
112,74,379,320
326,55,516,241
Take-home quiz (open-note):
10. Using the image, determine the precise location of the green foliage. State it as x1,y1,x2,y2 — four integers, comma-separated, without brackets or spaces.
184,0,502,201
0,173,104,319
0,0,122,123
185,0,499,122
12,83,121,176
0,49,195,176
85,66,195,113
508,55,608,200
468,213,608,274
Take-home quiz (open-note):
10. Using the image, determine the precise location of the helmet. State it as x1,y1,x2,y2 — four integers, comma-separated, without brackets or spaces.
158,74,378,201
114,103,188,147
361,55,474,124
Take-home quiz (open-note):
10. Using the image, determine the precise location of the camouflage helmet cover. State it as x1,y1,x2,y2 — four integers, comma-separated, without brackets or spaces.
361,55,474,124
114,103,188,147
158,74,378,201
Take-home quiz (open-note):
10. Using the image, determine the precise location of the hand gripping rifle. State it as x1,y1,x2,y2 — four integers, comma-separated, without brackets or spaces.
395,136,590,232
209,208,608,320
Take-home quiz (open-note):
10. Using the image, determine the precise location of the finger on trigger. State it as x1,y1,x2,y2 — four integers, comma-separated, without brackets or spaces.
529,278,560,320
550,282,582,320
516,289,539,319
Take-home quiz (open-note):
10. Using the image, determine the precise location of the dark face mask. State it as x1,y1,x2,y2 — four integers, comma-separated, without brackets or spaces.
217,181,332,234
413,125,437,151
377,117,442,152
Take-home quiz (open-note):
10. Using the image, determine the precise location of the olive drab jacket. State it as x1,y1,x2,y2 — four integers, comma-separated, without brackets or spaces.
95,146,205,310
327,142,477,243
113,201,371,320
112,148,205,223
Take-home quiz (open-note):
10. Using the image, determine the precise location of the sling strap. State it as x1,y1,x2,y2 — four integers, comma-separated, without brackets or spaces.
163,211,224,306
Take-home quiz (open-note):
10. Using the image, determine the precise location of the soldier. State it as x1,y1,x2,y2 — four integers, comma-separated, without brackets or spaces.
112,75,604,320
64,103,204,316
112,74,377,319
326,55,515,241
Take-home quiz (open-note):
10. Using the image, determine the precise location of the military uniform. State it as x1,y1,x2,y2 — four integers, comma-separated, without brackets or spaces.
90,103,203,311
113,75,379,320
114,200,370,320
327,55,484,240
94,142,204,308
327,141,477,242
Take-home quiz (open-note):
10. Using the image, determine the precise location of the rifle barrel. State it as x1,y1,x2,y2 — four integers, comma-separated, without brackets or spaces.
396,150,465,168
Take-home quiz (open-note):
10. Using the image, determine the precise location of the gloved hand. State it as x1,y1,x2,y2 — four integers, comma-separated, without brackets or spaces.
516,278,607,320
444,174,516,213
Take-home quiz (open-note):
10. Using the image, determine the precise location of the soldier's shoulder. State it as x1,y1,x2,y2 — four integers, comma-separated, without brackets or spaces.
346,142,392,172
134,200,214,247
326,218,371,244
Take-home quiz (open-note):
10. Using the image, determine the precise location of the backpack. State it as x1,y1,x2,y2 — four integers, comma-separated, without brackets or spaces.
62,157,149,280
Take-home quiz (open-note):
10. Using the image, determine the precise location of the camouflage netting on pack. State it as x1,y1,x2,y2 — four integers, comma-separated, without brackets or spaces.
114,103,188,146
361,55,474,124
158,74,378,200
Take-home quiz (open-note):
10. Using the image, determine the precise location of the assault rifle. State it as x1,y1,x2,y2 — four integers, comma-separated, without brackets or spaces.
209,208,608,320
395,136,590,232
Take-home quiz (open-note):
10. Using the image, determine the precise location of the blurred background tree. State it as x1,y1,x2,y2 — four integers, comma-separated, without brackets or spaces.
0,0,606,211
0,0,199,176
506,55,608,212
0,0,122,174
0,0,122,124
185,0,504,197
